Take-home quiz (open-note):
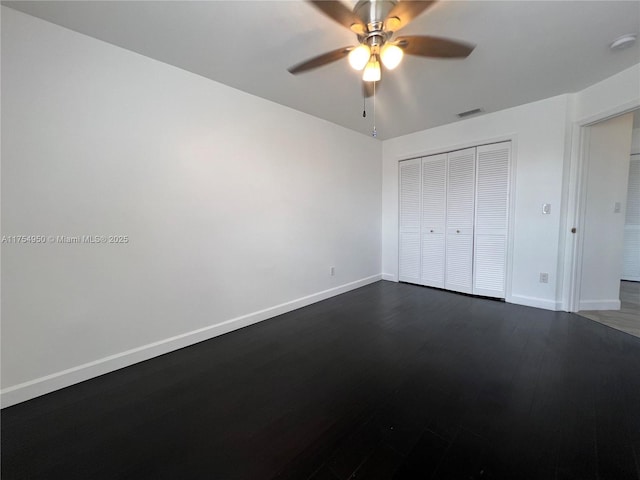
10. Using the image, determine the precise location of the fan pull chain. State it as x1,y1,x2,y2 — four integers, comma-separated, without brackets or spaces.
362,93,366,118
372,81,377,138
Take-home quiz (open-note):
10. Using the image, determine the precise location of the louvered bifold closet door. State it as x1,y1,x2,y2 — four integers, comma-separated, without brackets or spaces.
473,142,511,298
445,148,476,294
399,159,421,283
622,155,640,281
420,154,447,288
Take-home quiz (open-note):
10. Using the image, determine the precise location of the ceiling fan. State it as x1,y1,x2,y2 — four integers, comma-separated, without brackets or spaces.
288,0,475,89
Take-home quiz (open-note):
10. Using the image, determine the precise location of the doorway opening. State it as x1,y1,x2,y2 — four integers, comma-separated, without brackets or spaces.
573,109,640,338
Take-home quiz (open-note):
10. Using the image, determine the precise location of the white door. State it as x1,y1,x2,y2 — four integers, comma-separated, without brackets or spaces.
399,159,421,283
420,154,447,288
473,142,511,298
622,155,640,281
445,148,476,294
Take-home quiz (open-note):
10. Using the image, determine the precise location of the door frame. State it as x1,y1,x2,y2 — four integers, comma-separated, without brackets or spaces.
622,153,640,282
561,102,639,312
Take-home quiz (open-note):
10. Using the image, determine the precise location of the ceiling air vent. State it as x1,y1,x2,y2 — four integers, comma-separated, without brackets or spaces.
457,108,483,118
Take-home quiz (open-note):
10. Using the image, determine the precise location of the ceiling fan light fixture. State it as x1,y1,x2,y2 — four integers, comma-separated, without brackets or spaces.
348,44,371,70
362,55,381,82
380,43,403,70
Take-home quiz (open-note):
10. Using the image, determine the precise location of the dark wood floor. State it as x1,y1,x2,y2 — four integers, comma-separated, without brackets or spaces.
3,281,640,480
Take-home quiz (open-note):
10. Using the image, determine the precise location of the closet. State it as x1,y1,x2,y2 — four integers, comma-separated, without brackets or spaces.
399,141,511,299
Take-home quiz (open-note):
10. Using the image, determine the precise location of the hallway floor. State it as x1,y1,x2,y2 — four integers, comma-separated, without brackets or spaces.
578,281,640,339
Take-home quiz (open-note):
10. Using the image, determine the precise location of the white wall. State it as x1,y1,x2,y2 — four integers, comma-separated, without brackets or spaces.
382,95,570,310
579,114,634,309
572,64,640,124
1,8,382,405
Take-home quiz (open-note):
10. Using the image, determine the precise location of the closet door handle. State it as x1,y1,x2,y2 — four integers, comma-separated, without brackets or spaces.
456,230,460,234
430,229,434,233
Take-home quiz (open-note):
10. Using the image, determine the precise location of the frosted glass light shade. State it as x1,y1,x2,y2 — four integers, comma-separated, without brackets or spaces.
348,44,371,71
380,44,403,70
362,56,381,82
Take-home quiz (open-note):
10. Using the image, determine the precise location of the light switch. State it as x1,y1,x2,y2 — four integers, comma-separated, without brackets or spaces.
614,202,621,213
542,203,551,215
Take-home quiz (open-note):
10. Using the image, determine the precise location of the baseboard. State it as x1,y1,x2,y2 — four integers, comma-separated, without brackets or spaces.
578,299,621,311
382,273,397,282
1,274,382,408
508,294,560,311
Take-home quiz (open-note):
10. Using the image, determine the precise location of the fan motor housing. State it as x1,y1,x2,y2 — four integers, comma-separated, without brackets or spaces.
354,0,397,30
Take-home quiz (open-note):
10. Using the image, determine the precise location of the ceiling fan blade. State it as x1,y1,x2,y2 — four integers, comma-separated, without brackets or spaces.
288,46,352,74
395,35,475,58
308,1,365,31
385,1,437,31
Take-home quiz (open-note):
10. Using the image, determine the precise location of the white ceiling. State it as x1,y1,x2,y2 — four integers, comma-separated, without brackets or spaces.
4,0,640,140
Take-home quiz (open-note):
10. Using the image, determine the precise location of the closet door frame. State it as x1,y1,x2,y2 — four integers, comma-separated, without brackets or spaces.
395,135,517,303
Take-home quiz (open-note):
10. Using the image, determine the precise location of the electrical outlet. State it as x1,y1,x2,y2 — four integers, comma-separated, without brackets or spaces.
330,266,335,276
539,273,549,283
